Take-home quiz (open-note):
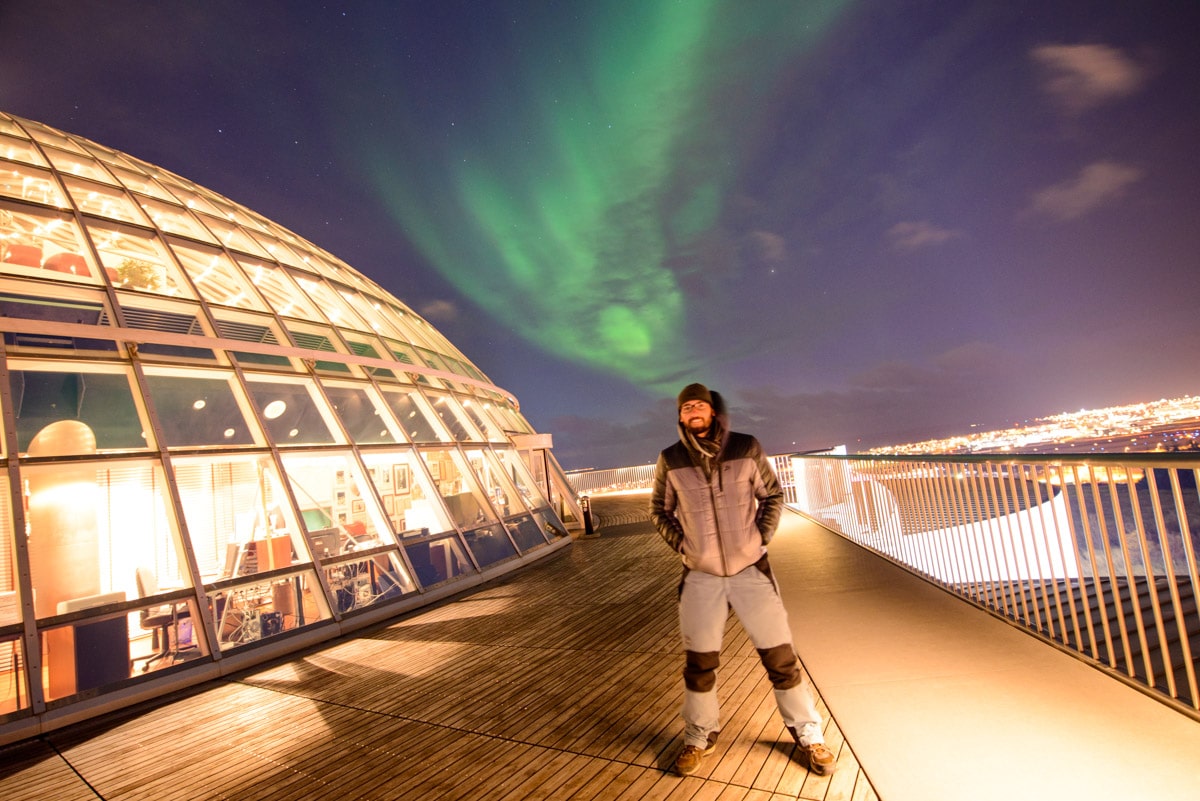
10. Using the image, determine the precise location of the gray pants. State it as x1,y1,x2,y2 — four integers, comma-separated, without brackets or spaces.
678,559,823,748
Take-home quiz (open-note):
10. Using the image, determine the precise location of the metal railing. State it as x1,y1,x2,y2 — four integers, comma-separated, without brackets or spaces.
789,452,1200,716
567,452,1200,715
566,463,657,495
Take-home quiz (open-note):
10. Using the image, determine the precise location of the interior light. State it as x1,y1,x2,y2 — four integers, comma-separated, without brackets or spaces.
223,428,236,438
288,428,299,438
193,399,207,410
264,400,287,419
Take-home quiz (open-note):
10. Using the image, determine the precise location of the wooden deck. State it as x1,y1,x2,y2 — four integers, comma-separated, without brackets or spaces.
0,496,878,800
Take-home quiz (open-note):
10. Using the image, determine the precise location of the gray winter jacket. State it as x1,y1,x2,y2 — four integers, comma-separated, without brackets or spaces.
649,396,784,576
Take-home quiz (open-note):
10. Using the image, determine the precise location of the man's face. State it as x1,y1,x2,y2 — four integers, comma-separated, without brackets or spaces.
679,400,713,436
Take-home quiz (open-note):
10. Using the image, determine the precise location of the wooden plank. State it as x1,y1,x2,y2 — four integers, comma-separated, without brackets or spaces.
7,496,877,801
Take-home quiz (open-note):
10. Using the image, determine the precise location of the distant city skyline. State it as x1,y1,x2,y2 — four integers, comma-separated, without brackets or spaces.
869,393,1200,456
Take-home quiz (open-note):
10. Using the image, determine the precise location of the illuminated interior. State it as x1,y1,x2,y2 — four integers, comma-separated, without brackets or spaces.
0,111,575,738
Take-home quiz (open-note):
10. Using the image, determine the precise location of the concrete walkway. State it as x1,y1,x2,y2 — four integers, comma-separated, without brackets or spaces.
768,507,1200,801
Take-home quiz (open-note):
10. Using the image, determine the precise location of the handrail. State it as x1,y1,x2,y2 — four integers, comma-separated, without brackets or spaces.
567,452,1200,716
788,451,1200,717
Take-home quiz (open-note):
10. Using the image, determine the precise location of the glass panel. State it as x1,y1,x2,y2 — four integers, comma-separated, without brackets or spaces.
62,175,147,224
179,191,225,219
425,391,482,442
200,213,271,258
43,146,113,183
423,449,499,532
247,231,306,270
0,633,28,715
491,446,553,510
380,388,449,443
24,122,87,154
206,197,260,231
462,524,517,568
382,338,424,375
10,365,148,454
40,608,130,701
292,274,362,329
209,570,329,651
25,458,209,696
534,508,570,541
141,369,260,448
459,397,506,442
0,287,118,354
173,454,305,582
0,133,47,166
235,258,319,319
342,336,396,380
322,384,402,445
403,532,474,587
339,290,399,339
323,550,414,614
0,163,66,207
506,514,550,552
210,310,293,368
106,163,178,202
361,449,449,537
279,451,393,557
171,240,267,310
24,460,180,616
88,223,190,296
1,202,98,281
136,198,215,242
243,374,340,446
465,447,527,520
0,478,22,703
128,596,206,676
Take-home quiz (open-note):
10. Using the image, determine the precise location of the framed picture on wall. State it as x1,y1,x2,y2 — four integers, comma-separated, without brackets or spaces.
394,464,410,494
383,495,395,514
351,499,365,514
428,461,440,480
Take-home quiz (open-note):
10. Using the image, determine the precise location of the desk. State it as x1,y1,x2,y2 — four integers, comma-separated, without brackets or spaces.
50,592,129,697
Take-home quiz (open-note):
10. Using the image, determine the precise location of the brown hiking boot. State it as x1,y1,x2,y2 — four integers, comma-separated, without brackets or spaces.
798,740,836,775
673,742,716,776
790,723,836,776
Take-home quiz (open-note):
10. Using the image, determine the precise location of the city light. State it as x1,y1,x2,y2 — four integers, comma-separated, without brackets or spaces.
870,394,1200,456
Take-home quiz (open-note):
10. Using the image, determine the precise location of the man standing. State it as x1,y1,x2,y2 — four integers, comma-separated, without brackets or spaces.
650,383,835,777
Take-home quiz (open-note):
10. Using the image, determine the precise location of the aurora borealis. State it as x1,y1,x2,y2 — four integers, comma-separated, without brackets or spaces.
4,1,1199,468
350,2,848,390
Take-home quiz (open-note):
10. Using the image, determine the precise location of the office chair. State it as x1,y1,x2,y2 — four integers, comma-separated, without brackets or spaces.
134,567,188,673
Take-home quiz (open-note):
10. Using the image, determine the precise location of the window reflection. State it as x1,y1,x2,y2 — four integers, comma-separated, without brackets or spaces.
209,570,330,651
142,370,258,448
10,365,148,454
279,451,397,559
402,533,475,587
381,388,448,443
323,384,401,445
1,201,96,280
243,375,339,446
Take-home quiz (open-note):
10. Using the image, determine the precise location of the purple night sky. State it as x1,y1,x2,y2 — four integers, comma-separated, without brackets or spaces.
3,1,1198,469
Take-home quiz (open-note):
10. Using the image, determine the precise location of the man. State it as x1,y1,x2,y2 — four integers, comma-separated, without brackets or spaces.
650,382,835,777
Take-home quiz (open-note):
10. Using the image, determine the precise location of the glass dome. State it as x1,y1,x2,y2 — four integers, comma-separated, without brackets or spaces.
0,111,577,741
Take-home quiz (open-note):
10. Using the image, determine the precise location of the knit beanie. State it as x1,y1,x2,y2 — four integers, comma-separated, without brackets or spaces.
677,382,713,410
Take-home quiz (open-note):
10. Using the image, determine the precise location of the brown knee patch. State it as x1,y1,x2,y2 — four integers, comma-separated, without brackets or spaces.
683,650,720,692
758,643,801,689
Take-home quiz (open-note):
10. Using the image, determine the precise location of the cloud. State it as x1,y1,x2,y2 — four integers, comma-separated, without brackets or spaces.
1026,160,1142,221
1031,43,1147,115
418,299,459,322
746,230,787,262
886,220,962,251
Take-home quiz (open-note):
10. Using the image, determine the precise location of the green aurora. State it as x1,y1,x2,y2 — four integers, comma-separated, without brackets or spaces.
354,1,849,392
